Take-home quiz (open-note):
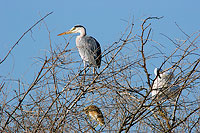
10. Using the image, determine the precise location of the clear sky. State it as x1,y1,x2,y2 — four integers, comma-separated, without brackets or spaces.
0,0,200,85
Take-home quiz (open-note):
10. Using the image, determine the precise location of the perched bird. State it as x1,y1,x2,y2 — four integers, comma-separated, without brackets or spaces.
83,105,105,126
58,25,101,74
152,68,180,102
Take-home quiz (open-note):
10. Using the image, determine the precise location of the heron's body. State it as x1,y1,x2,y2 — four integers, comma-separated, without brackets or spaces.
76,35,101,68
84,105,105,126
152,68,180,102
58,25,101,69
152,68,173,96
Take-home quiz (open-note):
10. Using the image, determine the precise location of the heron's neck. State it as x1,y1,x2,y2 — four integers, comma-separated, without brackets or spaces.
78,28,86,38
76,28,86,46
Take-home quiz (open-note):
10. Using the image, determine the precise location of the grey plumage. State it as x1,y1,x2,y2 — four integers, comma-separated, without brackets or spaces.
77,35,101,68
58,25,101,69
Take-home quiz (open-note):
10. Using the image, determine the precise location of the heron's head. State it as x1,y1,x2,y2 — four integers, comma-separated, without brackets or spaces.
57,25,86,36
154,68,162,78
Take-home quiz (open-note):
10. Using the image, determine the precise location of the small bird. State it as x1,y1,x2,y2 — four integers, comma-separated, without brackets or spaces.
58,25,101,74
152,68,180,102
83,105,105,126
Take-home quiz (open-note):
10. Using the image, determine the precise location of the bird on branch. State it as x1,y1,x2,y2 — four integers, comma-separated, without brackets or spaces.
58,25,102,75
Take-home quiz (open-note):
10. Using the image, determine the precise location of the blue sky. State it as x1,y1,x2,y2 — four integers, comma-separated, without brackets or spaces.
0,0,200,84
0,1,200,131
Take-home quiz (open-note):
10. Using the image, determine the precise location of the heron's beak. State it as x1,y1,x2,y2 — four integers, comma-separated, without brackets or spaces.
57,30,73,36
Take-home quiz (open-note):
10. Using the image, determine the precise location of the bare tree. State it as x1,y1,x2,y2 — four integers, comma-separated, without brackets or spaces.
0,16,200,133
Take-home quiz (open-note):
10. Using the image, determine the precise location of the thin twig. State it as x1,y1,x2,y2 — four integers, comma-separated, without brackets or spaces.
0,11,53,64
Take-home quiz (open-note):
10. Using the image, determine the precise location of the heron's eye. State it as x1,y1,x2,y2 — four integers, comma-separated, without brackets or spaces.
71,27,76,31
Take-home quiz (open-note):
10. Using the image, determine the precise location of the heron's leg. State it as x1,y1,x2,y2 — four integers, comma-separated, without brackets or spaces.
83,61,86,82
93,123,99,128
84,61,86,75
88,116,99,128
88,115,92,122
93,67,96,76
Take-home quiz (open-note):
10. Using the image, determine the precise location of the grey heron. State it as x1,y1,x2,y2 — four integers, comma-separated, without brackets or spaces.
152,68,180,102
58,25,101,74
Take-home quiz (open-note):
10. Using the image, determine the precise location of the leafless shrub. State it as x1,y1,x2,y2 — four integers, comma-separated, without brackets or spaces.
0,16,200,132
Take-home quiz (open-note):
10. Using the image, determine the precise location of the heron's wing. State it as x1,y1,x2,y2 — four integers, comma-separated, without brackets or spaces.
84,36,101,67
95,107,105,125
156,85,180,102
